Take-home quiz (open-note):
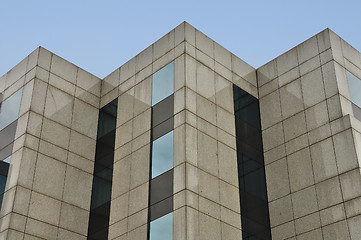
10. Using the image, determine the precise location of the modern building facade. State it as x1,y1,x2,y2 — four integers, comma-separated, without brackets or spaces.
0,22,361,239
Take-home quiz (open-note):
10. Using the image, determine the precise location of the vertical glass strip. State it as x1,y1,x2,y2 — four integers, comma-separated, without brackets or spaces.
148,115,174,239
233,85,272,240
87,98,118,240
148,61,175,239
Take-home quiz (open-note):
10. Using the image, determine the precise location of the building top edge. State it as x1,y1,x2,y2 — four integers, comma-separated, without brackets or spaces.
1,24,358,83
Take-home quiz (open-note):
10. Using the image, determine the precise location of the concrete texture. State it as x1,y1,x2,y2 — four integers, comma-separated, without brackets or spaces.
1,22,361,239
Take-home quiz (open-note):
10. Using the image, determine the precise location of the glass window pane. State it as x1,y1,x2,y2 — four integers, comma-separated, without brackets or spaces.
97,98,118,139
0,88,23,131
90,174,112,210
152,131,173,178
88,98,117,240
150,170,173,206
0,175,6,195
244,169,267,201
233,84,271,238
152,62,174,105
3,156,11,163
347,70,361,108
150,212,173,240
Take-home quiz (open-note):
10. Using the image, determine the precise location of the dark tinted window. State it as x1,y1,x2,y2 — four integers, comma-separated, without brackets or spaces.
88,98,118,240
233,85,271,240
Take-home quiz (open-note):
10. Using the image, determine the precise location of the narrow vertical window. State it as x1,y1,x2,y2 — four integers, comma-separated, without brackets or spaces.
87,98,118,240
233,85,272,240
346,70,361,120
148,62,175,239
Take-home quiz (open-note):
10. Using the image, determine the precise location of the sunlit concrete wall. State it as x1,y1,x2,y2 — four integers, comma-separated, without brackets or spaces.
0,47,101,239
105,22,257,240
258,28,361,239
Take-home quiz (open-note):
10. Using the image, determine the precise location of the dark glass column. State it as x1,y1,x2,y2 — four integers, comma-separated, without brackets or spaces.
233,85,272,240
87,98,118,240
0,161,9,209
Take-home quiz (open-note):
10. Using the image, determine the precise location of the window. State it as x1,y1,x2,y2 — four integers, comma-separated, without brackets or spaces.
0,88,23,131
149,62,174,240
0,161,9,210
87,98,118,240
152,62,174,105
151,131,173,178
233,85,271,240
149,212,173,240
0,175,6,195
346,70,361,121
347,70,361,107
3,156,11,163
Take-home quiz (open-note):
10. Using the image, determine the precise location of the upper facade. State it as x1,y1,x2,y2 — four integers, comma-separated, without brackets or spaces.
1,21,361,240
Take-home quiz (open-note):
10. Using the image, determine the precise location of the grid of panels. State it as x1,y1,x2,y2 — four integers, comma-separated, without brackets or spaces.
258,31,361,239
0,47,102,239
2,22,361,240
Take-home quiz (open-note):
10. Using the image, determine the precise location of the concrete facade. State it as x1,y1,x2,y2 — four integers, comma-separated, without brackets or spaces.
0,22,361,239
258,29,361,239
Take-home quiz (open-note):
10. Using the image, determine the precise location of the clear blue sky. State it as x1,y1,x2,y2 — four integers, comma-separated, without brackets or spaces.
1,0,360,79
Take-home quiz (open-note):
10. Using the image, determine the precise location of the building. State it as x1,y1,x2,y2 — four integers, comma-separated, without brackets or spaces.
1,21,361,239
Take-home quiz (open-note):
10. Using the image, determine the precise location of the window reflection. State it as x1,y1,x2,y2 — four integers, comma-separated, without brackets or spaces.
150,212,173,240
233,85,271,240
152,131,173,178
152,62,174,105
90,168,113,210
0,161,9,210
97,99,118,139
3,156,11,163
347,70,361,108
0,88,23,131
0,175,6,198
88,98,117,239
